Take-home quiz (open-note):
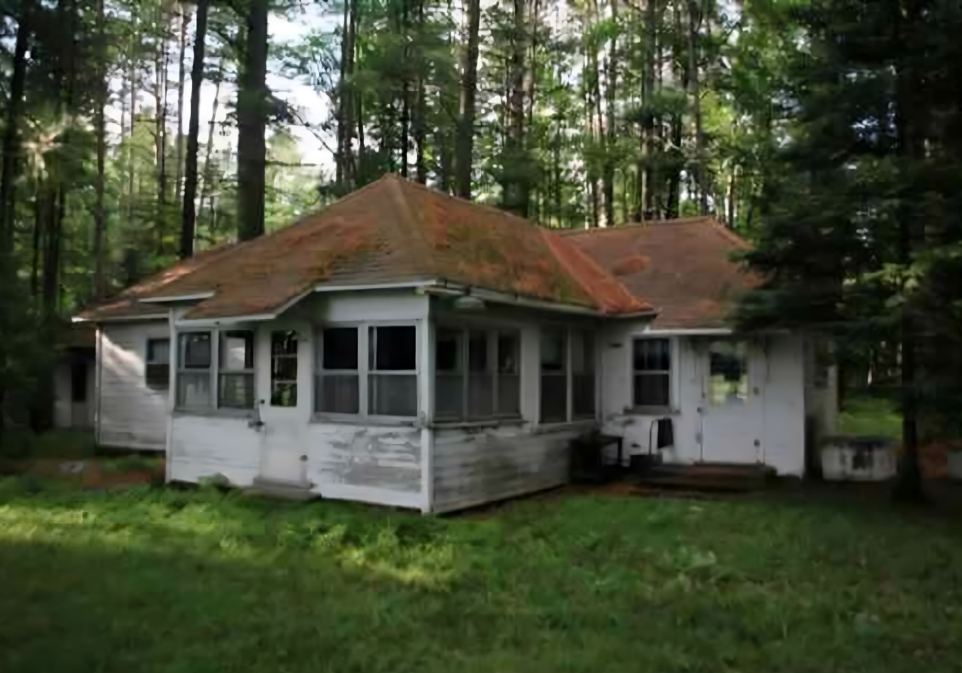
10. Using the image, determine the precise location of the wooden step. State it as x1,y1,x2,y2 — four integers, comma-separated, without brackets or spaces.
635,462,774,492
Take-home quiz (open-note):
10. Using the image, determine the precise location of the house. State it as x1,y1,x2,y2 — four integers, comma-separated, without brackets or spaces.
75,174,833,513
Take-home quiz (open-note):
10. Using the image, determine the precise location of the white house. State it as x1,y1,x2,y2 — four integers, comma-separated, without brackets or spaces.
76,175,833,513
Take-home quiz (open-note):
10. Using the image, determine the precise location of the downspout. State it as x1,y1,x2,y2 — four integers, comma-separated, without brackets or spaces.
165,309,176,483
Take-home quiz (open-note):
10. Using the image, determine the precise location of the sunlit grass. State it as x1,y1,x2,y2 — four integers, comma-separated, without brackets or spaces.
2,482,962,672
837,396,903,440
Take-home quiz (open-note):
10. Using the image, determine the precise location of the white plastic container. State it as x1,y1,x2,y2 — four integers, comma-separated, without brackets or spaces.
821,437,897,481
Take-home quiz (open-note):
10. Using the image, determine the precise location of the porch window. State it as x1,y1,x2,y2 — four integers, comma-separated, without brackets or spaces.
434,327,520,421
540,328,568,423
633,338,670,408
572,330,595,418
145,338,170,389
369,325,417,417
316,327,360,414
177,332,212,408
270,330,298,407
218,331,255,409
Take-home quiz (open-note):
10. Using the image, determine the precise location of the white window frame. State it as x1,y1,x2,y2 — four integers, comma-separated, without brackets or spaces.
175,328,257,414
539,325,598,425
434,324,522,422
631,336,673,412
312,320,420,423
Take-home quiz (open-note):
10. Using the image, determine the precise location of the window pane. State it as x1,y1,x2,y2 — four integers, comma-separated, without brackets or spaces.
369,374,417,416
270,331,297,407
180,333,211,369
540,375,567,423
323,328,358,370
634,373,669,407
573,373,595,417
146,364,170,389
436,373,464,419
497,333,519,374
271,382,297,407
634,338,669,372
571,331,594,374
497,374,520,415
371,326,416,371
709,340,748,406
177,371,211,408
147,338,170,364
467,373,494,417
436,328,461,372
468,331,488,372
541,328,566,372
317,374,360,414
219,373,255,409
220,331,254,371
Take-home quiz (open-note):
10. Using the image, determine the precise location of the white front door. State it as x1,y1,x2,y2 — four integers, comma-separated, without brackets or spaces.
258,326,310,485
698,339,763,464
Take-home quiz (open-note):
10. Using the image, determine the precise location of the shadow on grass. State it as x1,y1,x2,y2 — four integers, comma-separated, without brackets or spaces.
4,485,962,673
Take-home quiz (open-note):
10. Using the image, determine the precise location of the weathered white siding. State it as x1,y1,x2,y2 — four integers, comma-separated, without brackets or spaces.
431,424,578,513
98,321,170,450
168,290,426,510
600,323,807,476
169,415,261,485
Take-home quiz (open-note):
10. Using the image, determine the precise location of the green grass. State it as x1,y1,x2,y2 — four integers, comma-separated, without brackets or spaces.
836,397,903,440
3,484,962,672
0,430,98,461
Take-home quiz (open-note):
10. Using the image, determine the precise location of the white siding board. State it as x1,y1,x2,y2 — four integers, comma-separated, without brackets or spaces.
98,320,170,451
431,425,575,513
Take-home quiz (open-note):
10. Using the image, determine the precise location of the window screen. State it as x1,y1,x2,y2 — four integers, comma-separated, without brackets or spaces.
177,333,211,407
369,326,417,416
219,331,255,409
633,338,670,408
316,327,360,414
540,328,568,423
708,340,748,406
572,330,595,418
146,338,170,390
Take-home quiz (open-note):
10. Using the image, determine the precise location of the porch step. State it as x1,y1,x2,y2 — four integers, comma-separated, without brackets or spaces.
636,462,774,492
245,476,316,501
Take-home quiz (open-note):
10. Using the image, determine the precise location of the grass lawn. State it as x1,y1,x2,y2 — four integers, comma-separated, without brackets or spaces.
2,484,962,673
837,397,903,440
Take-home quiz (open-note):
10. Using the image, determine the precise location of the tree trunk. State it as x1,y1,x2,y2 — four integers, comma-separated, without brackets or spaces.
155,23,169,248
503,0,527,216
413,0,427,184
180,0,208,258
454,0,481,199
641,0,657,219
892,3,924,502
199,58,223,235
0,0,32,256
237,0,269,241
336,0,356,187
93,0,108,299
603,0,617,227
175,7,191,208
128,31,138,233
687,0,707,215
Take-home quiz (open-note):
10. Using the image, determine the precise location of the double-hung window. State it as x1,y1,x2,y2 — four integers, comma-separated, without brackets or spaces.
540,327,597,423
314,323,419,418
176,330,256,410
146,338,170,389
633,338,671,408
219,331,255,408
434,327,520,421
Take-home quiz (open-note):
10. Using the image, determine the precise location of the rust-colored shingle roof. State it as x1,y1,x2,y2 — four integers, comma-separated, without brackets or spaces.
78,175,650,321
560,217,759,329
